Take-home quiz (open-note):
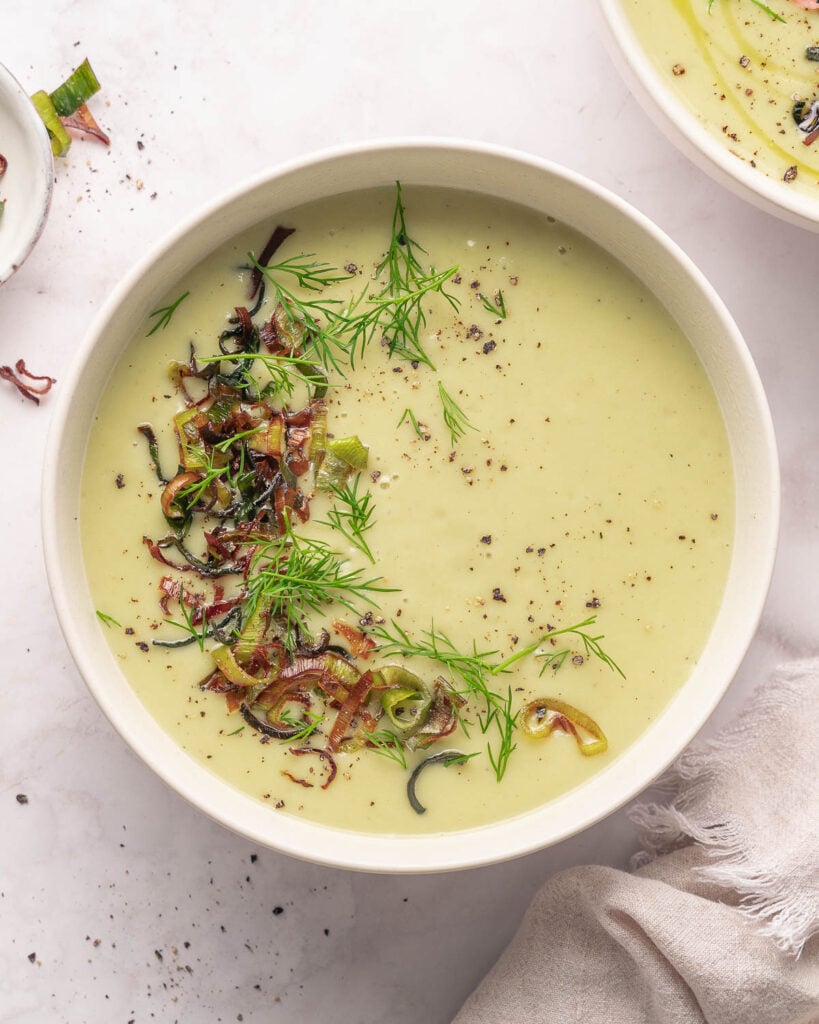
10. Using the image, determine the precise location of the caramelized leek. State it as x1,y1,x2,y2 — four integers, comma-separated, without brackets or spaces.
520,698,607,757
378,666,432,736
211,643,277,688
407,749,469,815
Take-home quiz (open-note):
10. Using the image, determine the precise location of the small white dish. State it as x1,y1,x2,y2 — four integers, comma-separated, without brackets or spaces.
598,0,819,231
42,140,779,872
0,64,53,284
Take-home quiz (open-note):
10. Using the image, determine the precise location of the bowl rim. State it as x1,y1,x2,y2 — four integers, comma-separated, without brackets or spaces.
42,137,780,872
596,0,819,230
0,63,54,284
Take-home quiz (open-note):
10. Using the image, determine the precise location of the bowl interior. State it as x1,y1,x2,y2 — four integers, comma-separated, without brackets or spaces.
42,140,779,872
597,0,819,230
0,64,53,284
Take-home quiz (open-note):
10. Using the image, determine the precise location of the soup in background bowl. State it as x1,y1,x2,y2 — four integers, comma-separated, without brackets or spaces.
42,139,778,872
599,0,819,230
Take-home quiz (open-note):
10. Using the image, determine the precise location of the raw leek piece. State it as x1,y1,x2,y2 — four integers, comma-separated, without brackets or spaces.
30,90,70,157
49,58,100,117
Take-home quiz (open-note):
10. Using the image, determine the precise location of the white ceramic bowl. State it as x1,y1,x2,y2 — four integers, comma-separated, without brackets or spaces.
0,64,53,283
42,139,779,872
598,0,819,231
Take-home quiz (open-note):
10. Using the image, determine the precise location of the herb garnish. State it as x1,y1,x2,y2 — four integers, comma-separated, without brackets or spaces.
243,519,396,652
278,708,324,743
368,615,622,780
374,181,460,368
438,381,476,447
367,729,409,769
478,289,507,319
317,474,376,564
493,615,625,679
707,0,785,21
96,610,121,628
397,407,427,439
146,291,190,336
163,586,209,651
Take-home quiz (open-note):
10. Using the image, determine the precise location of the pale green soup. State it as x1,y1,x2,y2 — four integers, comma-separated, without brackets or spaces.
624,0,819,192
81,187,734,834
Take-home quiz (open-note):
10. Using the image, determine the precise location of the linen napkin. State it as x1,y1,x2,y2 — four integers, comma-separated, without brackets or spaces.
454,659,819,1024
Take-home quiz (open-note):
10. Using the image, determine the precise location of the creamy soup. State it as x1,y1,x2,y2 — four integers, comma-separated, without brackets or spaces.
624,0,819,193
80,186,734,834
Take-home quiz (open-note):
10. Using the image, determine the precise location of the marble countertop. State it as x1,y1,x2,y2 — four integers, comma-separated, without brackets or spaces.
2,3,815,1021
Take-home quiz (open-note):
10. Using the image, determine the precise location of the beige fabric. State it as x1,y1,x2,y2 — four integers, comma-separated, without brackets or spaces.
454,663,819,1024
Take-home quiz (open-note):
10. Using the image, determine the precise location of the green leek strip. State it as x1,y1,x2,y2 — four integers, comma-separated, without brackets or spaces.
520,698,608,757
381,687,432,736
30,90,71,157
327,435,368,470
407,750,468,815
232,601,269,664
378,665,432,737
315,435,369,492
247,418,284,457
308,404,327,463
174,408,208,470
49,58,100,116
211,643,276,688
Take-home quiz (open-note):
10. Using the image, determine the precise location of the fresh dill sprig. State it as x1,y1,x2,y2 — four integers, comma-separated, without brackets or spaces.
316,473,376,564
198,351,329,401
163,587,209,652
374,182,460,368
376,181,428,289
369,619,500,702
442,751,480,768
438,382,476,446
748,0,785,21
368,614,622,781
226,725,245,737
484,687,518,781
397,407,427,440
243,519,396,651
492,614,625,679
251,256,351,374
263,253,353,292
342,268,460,368
367,729,408,769
707,0,785,21
368,620,514,780
96,610,121,629
177,427,261,506
146,291,190,336
478,289,507,319
278,708,324,743
251,254,458,374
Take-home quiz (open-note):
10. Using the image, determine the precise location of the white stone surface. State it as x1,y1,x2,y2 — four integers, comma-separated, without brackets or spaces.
0,3,813,1021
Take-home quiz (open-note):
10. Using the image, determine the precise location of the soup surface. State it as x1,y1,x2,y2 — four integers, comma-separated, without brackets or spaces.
81,186,734,834
624,0,819,194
